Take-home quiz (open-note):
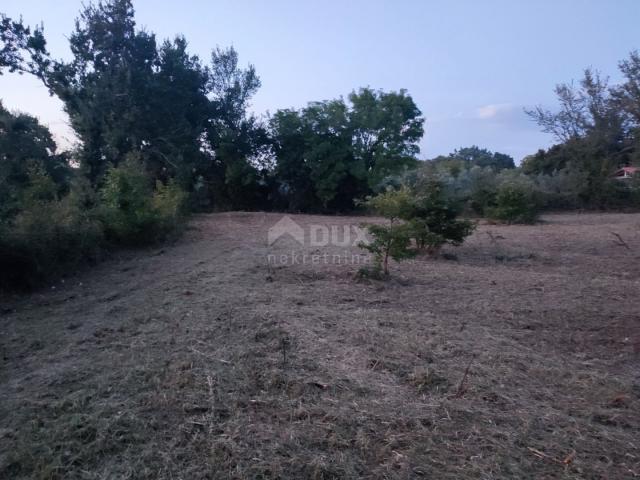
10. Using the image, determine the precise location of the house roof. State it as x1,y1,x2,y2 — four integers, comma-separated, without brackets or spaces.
614,166,640,177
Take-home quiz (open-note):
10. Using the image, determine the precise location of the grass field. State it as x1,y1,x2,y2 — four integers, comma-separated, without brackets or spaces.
1,212,639,479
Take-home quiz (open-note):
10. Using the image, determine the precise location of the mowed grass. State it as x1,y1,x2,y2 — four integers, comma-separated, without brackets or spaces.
1,212,639,479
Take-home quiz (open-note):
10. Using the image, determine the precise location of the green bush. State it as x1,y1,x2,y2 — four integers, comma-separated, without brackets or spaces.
359,222,415,277
152,179,188,233
359,188,416,275
0,170,103,289
0,156,189,290
386,158,640,215
99,157,187,246
0,157,188,289
405,181,475,255
486,184,539,224
360,184,475,275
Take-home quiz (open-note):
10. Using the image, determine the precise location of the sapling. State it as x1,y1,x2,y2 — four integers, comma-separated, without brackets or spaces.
405,180,475,255
360,182,475,275
359,188,416,276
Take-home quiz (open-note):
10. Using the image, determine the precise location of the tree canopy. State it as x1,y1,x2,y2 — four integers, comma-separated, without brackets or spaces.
0,102,70,219
0,0,267,210
270,88,424,211
1,2,426,213
427,146,515,176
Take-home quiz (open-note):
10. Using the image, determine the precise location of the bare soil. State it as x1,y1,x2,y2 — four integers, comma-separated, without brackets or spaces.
1,212,639,479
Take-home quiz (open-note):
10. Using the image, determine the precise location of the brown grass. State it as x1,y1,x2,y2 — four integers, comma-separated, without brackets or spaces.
1,211,639,479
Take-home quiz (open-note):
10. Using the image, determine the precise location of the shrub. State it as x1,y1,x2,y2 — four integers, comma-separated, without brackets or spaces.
359,222,415,276
365,186,414,219
0,170,103,289
405,180,475,255
99,157,187,246
359,188,416,276
0,156,188,289
360,183,475,275
152,179,188,234
533,169,588,210
486,184,539,224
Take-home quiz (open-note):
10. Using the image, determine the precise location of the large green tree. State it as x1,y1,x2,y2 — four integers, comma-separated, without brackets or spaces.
1,0,267,211
349,88,424,185
270,88,424,212
1,1,211,185
204,46,270,209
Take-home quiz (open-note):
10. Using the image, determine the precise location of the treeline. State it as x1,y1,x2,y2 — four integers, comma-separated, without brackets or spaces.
387,58,640,221
0,0,424,213
523,58,640,208
0,0,424,287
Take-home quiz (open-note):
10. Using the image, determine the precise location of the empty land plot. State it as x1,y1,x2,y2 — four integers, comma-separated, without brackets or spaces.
1,212,639,479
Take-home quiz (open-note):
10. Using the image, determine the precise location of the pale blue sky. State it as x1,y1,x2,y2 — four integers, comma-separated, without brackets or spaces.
1,0,638,162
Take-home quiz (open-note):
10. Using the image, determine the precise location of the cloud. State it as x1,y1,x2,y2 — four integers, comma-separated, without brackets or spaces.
475,103,515,120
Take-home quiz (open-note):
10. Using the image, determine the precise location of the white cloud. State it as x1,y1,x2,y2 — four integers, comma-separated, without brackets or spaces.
475,103,515,120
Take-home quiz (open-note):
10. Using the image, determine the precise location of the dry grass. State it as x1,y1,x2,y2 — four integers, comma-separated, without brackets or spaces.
1,211,639,479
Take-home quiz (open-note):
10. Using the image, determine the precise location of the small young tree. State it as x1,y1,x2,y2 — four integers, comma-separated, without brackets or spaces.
360,183,475,275
405,180,475,255
359,188,415,276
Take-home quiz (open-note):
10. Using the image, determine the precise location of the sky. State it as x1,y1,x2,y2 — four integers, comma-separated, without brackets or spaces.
0,0,639,163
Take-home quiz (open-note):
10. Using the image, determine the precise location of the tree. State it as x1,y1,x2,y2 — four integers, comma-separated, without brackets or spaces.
204,46,270,209
0,102,70,220
525,68,626,161
270,99,361,212
0,14,49,77
520,146,568,175
404,180,475,255
1,1,272,211
349,88,423,186
270,109,317,211
57,3,215,186
360,183,474,275
613,50,640,164
491,152,516,171
525,69,620,143
359,188,416,276
525,66,631,207
615,51,640,127
301,99,361,210
269,88,425,212
430,146,515,172
4,2,161,181
143,37,211,186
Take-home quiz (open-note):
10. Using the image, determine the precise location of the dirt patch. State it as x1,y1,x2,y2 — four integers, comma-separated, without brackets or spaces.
1,212,639,479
